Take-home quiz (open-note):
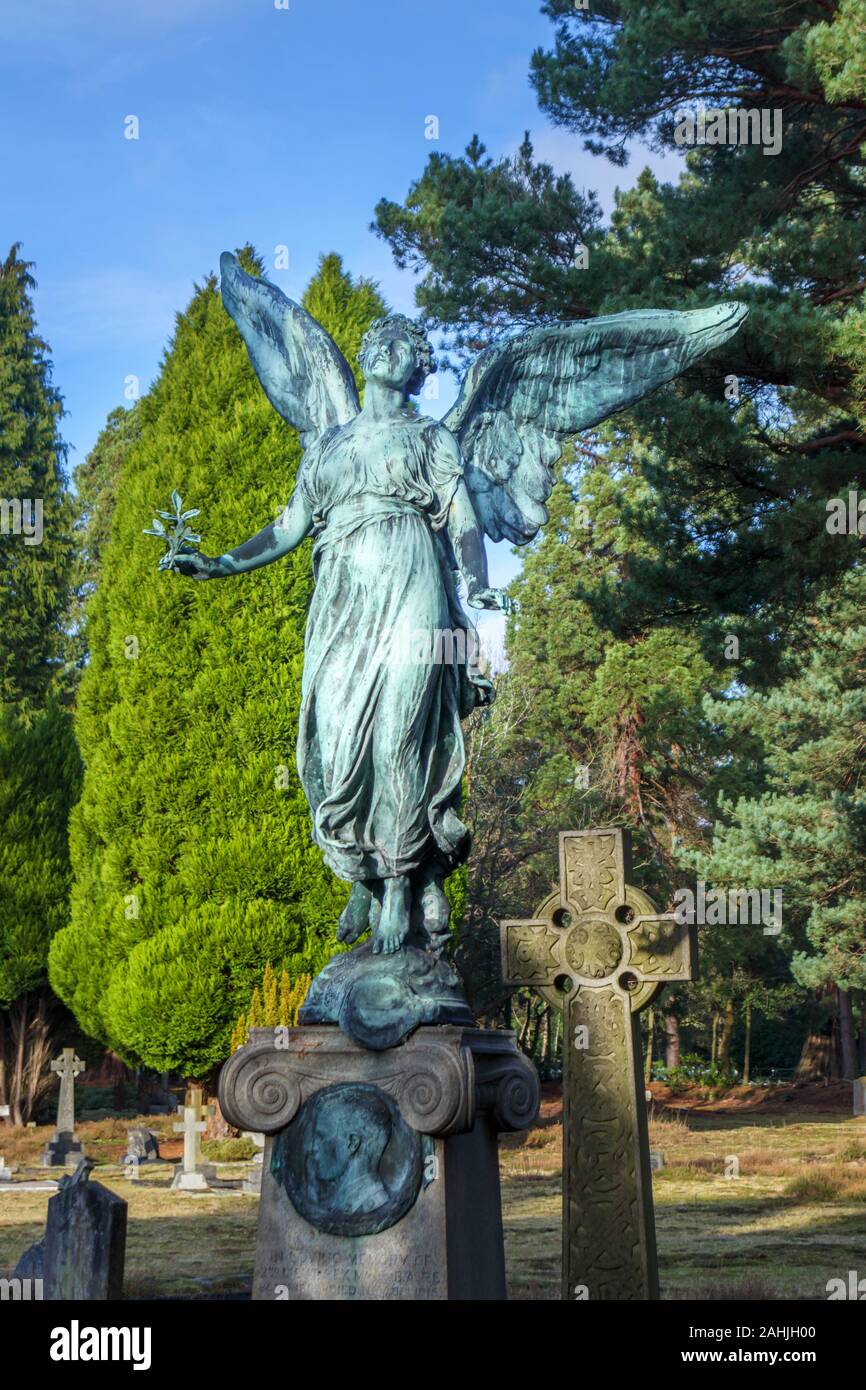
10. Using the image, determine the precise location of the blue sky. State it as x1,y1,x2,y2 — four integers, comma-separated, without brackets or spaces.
3,0,679,649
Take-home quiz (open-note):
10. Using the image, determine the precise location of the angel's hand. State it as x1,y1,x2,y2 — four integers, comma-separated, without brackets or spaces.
466,586,513,615
160,548,219,580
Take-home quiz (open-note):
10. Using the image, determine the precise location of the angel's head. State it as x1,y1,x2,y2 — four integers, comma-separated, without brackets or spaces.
360,315,435,397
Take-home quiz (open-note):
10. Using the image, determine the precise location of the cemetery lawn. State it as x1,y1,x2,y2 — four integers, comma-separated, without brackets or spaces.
501,1080,866,1300
1,1085,864,1299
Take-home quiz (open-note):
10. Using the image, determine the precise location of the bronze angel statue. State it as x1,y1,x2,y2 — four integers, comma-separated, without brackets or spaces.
163,251,746,1048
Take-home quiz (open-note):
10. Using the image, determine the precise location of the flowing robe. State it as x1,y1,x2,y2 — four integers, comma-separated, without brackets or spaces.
296,416,476,882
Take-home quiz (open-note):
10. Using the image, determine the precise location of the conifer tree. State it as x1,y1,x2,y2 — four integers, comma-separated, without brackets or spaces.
373,0,866,1061
0,697,81,1120
693,567,866,1076
0,244,74,707
50,249,386,1076
0,245,78,1119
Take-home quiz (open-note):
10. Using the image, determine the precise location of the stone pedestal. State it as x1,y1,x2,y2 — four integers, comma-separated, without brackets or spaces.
219,1025,539,1300
170,1165,217,1191
41,1131,84,1168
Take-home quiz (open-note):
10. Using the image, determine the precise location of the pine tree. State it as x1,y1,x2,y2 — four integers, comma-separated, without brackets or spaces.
693,566,866,1076
49,248,386,1076
373,0,866,1062
374,3,866,658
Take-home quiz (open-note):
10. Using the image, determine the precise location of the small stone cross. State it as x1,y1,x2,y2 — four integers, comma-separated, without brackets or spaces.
174,1086,212,1176
501,827,697,1300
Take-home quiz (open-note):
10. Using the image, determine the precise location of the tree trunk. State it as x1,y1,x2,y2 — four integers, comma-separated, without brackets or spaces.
711,1014,718,1066
664,1013,681,1070
0,992,56,1125
743,1002,752,1085
517,998,532,1051
838,987,858,1081
540,1006,551,1065
794,1031,836,1081
644,1008,654,1084
527,1001,543,1059
718,998,736,1071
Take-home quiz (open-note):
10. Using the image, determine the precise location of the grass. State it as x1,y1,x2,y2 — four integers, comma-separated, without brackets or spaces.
500,1099,866,1300
2,1101,865,1300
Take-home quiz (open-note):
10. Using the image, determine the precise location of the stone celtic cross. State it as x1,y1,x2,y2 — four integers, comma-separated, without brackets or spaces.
501,827,697,1300
50,1049,86,1135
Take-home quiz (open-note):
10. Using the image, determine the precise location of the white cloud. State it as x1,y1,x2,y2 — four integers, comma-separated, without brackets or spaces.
504,125,685,216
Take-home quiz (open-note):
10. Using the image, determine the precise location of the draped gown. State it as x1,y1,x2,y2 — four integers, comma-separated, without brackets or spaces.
296,415,481,885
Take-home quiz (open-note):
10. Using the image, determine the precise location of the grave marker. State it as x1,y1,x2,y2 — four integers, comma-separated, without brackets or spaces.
42,1161,126,1298
501,826,697,1300
41,1049,86,1167
171,1086,216,1190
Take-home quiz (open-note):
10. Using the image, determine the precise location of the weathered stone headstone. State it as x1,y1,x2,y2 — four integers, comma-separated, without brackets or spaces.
854,1076,866,1116
501,826,697,1301
170,1087,216,1190
649,1150,664,1171
0,1103,10,1121
15,1162,126,1298
123,1127,161,1165
41,1049,86,1167
44,1161,126,1299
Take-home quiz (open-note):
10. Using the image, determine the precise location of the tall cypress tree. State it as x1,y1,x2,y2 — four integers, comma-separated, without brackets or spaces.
50,249,386,1076
0,244,74,707
64,402,142,683
0,246,78,1118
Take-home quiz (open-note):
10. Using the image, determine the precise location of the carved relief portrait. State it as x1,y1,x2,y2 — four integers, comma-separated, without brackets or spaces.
272,1083,423,1236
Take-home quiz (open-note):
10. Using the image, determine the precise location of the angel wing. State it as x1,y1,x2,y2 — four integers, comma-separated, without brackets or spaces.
220,252,360,449
444,302,749,544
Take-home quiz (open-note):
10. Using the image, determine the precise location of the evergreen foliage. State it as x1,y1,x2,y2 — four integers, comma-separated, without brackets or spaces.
50,249,386,1076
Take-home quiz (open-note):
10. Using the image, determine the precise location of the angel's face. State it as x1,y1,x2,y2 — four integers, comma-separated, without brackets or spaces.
362,326,417,392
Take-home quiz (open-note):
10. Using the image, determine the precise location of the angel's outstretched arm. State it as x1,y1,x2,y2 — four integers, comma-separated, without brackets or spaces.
447,479,510,613
172,487,313,580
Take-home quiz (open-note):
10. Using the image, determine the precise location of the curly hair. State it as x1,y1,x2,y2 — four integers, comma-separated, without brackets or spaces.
360,314,436,396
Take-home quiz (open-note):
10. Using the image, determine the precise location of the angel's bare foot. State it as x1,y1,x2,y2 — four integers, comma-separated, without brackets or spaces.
338,882,374,944
372,876,411,955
